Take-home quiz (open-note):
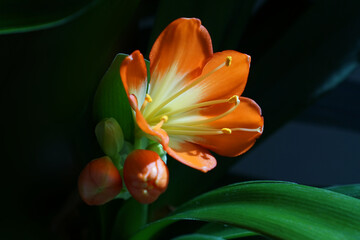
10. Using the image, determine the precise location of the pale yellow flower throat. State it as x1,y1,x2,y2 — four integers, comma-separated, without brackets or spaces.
140,56,261,136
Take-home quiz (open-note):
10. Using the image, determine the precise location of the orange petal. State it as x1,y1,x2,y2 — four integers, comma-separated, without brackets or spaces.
129,94,170,147
149,18,213,83
195,50,251,103
197,97,263,157
166,138,217,173
120,50,148,107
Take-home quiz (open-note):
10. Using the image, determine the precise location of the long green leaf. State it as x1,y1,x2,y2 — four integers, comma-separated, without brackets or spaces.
132,181,360,240
0,0,99,34
194,184,360,240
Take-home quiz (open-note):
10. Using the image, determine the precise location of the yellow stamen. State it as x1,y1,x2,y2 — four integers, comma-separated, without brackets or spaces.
227,95,239,104
232,127,263,133
225,56,232,67
166,129,225,136
146,57,231,119
221,128,232,134
152,115,168,129
145,94,152,103
141,94,153,112
160,115,168,123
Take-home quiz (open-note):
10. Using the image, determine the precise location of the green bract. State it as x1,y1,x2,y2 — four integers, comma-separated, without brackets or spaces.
93,54,134,141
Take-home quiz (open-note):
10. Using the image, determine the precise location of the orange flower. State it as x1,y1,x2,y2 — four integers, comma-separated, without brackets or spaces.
120,18,263,173
78,156,123,206
123,150,169,204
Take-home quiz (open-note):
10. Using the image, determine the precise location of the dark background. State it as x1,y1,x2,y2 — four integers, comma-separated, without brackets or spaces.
1,0,359,239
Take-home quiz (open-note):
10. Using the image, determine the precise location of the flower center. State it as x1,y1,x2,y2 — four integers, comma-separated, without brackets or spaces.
140,56,262,137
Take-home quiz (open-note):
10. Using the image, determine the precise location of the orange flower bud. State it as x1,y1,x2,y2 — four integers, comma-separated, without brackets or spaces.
123,150,169,204
78,156,123,206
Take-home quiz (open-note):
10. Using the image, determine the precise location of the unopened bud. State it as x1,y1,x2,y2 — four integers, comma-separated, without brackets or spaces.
78,156,123,206
123,150,169,204
95,118,124,157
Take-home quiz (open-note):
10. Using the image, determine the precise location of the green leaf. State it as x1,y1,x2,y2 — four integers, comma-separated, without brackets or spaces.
197,223,257,239
93,53,134,141
0,0,98,34
132,181,360,240
171,233,225,240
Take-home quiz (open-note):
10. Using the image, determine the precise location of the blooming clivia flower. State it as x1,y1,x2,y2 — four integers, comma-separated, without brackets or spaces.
120,18,264,173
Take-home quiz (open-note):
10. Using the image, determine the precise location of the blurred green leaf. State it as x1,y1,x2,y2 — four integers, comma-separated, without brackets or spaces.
0,0,141,237
327,184,360,199
0,0,99,34
149,0,255,54
246,1,360,135
133,181,360,240
196,223,257,239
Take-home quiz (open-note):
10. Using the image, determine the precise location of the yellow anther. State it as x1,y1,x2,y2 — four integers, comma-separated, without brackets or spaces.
225,56,232,67
227,95,240,105
153,115,168,130
141,94,153,111
160,115,168,123
145,94,152,103
221,128,232,134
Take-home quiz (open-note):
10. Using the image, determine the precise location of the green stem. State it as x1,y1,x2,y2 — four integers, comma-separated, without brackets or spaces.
111,153,124,171
99,205,107,240
133,127,148,150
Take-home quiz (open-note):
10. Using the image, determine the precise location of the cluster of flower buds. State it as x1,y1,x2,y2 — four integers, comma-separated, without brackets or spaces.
78,118,169,205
